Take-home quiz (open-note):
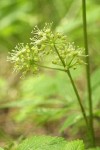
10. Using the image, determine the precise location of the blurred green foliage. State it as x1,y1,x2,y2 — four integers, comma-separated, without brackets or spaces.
0,0,100,148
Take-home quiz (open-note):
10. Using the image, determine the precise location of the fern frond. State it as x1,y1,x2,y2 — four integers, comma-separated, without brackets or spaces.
65,140,84,150
17,135,84,150
17,136,66,150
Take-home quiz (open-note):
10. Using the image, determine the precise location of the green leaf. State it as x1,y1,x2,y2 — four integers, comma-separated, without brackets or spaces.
65,140,84,150
17,135,84,150
60,113,82,132
17,136,66,150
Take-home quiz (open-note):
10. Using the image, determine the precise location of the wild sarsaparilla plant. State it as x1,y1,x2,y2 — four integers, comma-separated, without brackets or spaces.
7,22,95,147
8,23,86,76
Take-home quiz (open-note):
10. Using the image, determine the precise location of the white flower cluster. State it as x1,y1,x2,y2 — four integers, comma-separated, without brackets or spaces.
8,23,86,76
7,43,39,77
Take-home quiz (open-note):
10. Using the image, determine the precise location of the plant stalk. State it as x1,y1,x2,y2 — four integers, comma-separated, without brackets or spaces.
66,70,88,127
53,44,88,127
82,0,95,146
34,62,66,72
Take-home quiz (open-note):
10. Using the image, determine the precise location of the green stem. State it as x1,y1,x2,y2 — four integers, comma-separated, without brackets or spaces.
34,62,66,72
54,45,66,67
66,70,88,126
53,45,88,127
82,0,95,146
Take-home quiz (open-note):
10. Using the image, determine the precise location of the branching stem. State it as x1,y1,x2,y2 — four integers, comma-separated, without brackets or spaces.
53,44,88,127
34,62,66,72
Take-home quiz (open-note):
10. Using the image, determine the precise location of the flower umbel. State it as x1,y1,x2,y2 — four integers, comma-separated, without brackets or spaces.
31,23,86,69
7,43,40,77
8,23,86,76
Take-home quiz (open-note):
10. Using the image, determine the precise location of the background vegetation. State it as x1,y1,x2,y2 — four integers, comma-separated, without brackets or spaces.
0,0,100,149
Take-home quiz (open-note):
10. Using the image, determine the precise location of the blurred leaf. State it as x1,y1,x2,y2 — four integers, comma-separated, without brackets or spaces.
12,72,80,123
84,68,100,109
91,69,100,107
94,109,100,118
60,113,82,132
91,69,100,89
0,98,44,108
20,72,78,102
56,2,100,35
87,147,100,150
